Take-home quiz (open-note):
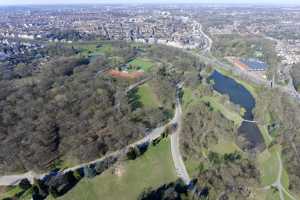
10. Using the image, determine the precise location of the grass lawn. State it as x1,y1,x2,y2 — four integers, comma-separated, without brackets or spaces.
210,141,242,154
67,42,113,56
257,146,280,186
182,86,243,126
0,186,32,200
49,138,177,200
184,159,201,177
258,125,273,147
0,186,23,199
137,84,160,108
182,87,194,110
128,58,154,72
201,96,243,126
265,188,281,200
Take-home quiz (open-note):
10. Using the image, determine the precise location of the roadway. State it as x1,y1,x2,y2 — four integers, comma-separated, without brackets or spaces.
198,23,213,53
170,84,191,185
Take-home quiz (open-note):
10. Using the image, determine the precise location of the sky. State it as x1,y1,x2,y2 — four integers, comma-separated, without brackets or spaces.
1,0,300,5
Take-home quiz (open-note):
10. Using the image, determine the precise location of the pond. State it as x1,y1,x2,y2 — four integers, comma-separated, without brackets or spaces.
209,70,265,151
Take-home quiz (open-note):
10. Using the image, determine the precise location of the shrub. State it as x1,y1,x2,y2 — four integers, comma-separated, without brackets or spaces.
18,178,32,190
83,166,97,178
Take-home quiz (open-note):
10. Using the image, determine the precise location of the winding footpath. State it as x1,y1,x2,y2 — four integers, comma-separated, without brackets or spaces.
274,152,296,200
262,152,297,200
170,84,191,185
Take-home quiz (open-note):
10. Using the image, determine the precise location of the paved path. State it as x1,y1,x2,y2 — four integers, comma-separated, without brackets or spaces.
272,152,297,200
170,84,191,185
242,119,257,123
262,152,298,200
125,77,151,93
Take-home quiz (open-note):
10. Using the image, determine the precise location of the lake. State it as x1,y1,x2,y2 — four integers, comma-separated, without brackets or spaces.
209,70,265,151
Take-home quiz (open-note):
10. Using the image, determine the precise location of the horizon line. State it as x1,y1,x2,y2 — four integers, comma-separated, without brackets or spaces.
1,2,300,6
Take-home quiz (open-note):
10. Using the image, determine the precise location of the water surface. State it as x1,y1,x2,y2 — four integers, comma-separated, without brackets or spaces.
209,70,265,151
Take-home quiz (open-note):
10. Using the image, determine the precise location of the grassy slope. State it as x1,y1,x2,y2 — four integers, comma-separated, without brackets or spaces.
0,186,32,200
183,87,243,126
201,96,243,126
128,58,154,72
257,146,279,186
210,141,242,155
49,138,177,200
68,42,113,56
182,86,243,176
137,84,160,108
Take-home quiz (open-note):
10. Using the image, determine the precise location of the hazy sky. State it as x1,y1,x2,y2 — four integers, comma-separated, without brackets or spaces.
1,0,300,5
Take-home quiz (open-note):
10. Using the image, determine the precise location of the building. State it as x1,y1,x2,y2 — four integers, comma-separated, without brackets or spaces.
240,58,268,71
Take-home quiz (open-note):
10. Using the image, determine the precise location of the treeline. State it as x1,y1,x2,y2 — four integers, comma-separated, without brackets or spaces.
180,93,260,199
138,179,189,200
291,64,300,92
0,40,206,174
254,88,300,194
211,34,279,78
0,44,78,81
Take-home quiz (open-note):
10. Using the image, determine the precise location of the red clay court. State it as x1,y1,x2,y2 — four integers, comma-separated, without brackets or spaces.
108,69,144,79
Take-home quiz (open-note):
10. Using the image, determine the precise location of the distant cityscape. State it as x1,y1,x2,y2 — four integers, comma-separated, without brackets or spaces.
0,5,300,65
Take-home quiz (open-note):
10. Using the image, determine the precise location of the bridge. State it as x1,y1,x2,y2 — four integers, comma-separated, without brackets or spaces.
242,119,257,123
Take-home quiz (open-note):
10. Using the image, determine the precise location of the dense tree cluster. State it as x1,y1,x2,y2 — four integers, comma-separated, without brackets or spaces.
181,101,236,161
0,40,206,174
197,155,260,199
138,179,189,200
0,44,78,81
291,64,300,92
181,99,260,199
254,88,300,194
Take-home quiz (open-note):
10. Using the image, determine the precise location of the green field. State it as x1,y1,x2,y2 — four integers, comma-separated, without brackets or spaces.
182,86,243,126
182,87,194,109
185,159,201,177
48,138,176,200
210,141,242,154
137,84,160,108
201,96,243,126
257,147,279,186
128,58,154,72
0,186,32,200
68,42,113,56
258,125,273,147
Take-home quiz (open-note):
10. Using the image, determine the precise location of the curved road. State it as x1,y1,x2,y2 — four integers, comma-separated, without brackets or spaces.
170,84,191,185
198,23,213,53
